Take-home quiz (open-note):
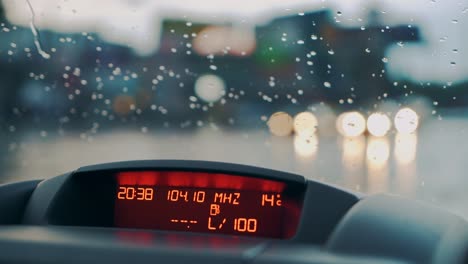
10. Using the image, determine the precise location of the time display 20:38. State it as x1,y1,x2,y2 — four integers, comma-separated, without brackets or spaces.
117,187,154,201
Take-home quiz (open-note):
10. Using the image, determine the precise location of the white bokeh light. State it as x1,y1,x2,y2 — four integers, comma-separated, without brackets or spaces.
194,74,226,103
367,112,392,137
394,108,419,134
293,112,318,137
366,137,390,168
294,134,318,158
336,112,366,137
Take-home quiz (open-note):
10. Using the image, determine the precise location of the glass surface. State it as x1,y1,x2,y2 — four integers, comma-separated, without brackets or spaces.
0,1,467,219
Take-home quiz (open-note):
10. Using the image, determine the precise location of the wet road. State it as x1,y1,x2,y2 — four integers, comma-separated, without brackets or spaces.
1,117,468,219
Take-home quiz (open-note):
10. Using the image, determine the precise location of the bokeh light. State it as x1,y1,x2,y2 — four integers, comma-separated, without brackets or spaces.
194,74,226,103
193,26,256,56
113,95,135,116
366,137,390,168
341,135,366,172
367,112,391,137
336,111,366,137
267,112,293,137
293,112,318,137
294,135,318,158
394,133,418,165
394,108,419,134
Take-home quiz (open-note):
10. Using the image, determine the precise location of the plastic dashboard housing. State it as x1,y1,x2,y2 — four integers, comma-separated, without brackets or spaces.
21,160,360,244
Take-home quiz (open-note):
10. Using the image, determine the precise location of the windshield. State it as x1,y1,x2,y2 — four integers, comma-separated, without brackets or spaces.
0,0,467,218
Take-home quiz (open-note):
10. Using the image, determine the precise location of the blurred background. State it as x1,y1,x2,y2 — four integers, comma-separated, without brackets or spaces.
1,0,468,218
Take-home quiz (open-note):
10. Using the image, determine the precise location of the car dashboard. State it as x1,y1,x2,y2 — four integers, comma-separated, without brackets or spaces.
0,160,467,264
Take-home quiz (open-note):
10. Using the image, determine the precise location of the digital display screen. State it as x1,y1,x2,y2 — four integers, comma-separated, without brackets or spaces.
114,171,304,239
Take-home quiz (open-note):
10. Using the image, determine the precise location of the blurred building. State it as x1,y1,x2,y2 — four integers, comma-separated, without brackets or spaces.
4,7,461,130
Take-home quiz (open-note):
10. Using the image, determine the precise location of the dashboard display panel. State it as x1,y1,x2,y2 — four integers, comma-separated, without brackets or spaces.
114,171,304,239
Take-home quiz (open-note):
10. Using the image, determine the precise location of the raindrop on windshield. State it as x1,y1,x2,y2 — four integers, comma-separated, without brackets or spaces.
25,0,51,59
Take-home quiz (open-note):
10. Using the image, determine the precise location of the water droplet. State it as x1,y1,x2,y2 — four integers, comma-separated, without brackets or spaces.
452,49,459,53
311,34,318,40
360,26,366,31
382,57,389,63
450,61,456,66
337,11,342,16
26,0,51,59
365,48,371,53
328,49,335,55
324,82,331,88
397,41,404,47
452,19,458,24
297,40,305,45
